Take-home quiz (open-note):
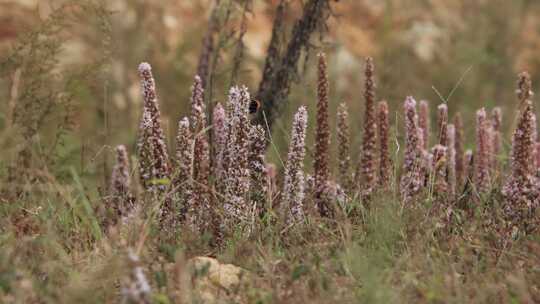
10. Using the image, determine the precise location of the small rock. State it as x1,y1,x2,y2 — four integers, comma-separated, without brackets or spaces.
188,256,250,303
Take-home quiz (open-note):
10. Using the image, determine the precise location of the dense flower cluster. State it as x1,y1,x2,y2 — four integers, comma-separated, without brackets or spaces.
437,103,448,147
137,63,171,193
491,107,503,173
431,144,448,197
359,57,378,198
503,99,539,234
173,117,195,229
337,102,351,191
418,100,430,150
447,124,457,199
475,108,491,194
108,145,135,226
454,112,466,188
248,124,268,219
314,53,332,216
189,75,211,228
212,103,227,191
400,97,423,202
377,100,392,188
500,72,539,235
112,61,540,244
222,86,252,227
282,106,308,224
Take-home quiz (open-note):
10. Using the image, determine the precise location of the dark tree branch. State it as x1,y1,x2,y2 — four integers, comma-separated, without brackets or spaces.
229,0,252,87
254,0,331,135
196,0,221,89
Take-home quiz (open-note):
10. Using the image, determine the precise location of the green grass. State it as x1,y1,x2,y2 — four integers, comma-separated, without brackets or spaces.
1,180,538,303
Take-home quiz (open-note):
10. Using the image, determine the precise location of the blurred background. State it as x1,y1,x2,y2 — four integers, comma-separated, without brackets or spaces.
1,0,539,190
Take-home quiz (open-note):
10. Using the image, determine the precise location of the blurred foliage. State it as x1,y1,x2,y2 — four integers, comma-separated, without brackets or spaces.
2,0,540,182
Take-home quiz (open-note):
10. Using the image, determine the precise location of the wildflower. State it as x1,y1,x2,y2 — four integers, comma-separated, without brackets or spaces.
447,124,457,199
137,63,171,193
465,149,474,183
377,100,392,188
222,86,252,227
516,71,533,102
212,103,227,192
508,73,535,179
454,112,466,189
172,117,195,228
337,102,352,192
536,141,540,171
109,145,135,223
418,100,430,150
491,107,503,173
437,103,448,146
419,141,433,187
282,106,308,224
474,108,491,194
431,144,448,197
502,72,539,235
400,96,423,202
248,124,268,218
189,75,211,227
137,109,153,189
314,53,332,216
531,114,538,169
359,57,378,198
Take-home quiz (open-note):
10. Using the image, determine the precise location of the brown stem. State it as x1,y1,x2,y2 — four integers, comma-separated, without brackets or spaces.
254,0,331,135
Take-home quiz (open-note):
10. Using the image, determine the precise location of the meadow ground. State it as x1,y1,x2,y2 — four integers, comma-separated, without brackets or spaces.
1,1,540,303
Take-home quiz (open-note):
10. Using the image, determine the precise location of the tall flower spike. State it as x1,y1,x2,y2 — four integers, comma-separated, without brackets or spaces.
502,72,538,234
491,107,503,175
474,108,491,194
418,100,430,150
464,149,474,186
137,108,153,189
419,139,433,187
282,106,308,225
437,103,448,147
431,144,448,198
137,63,171,193
111,145,134,217
531,114,538,168
314,52,332,216
400,97,423,202
337,102,352,192
248,125,268,219
454,112,465,189
511,79,536,178
212,103,227,192
189,75,211,225
486,125,495,176
223,86,252,228
377,100,392,188
447,124,457,199
504,105,536,185
359,57,378,198
173,117,195,228
418,127,433,186
517,71,534,103
536,141,540,171
110,145,135,223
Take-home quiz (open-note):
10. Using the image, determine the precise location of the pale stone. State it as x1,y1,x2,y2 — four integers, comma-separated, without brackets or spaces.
188,256,249,303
